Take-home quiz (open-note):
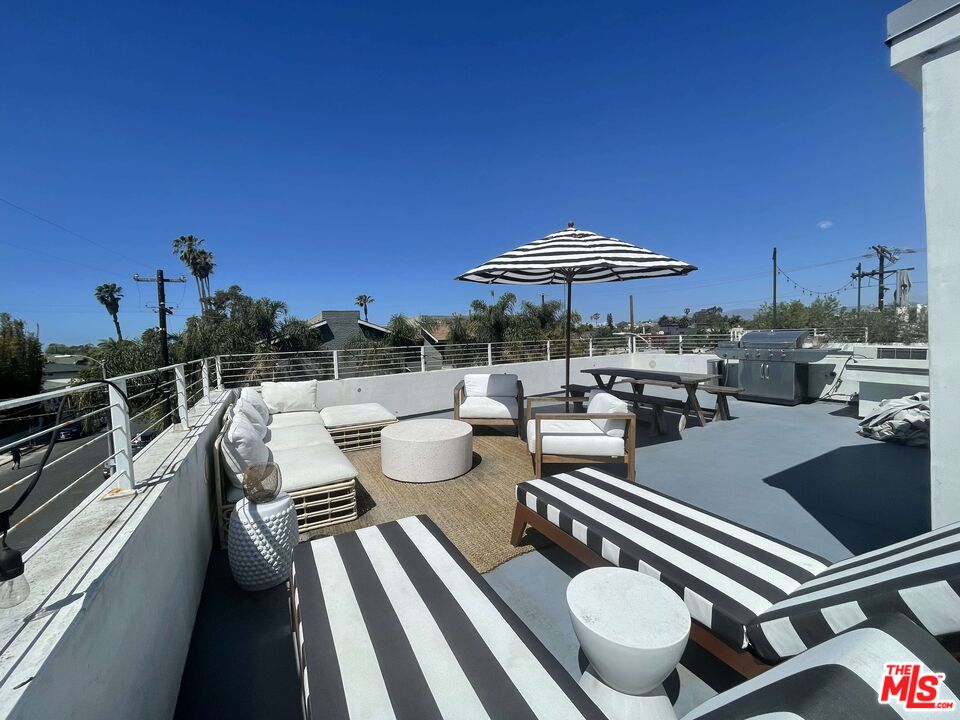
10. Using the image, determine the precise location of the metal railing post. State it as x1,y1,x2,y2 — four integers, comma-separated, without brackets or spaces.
420,346,426,373
487,343,493,366
589,338,594,357
174,363,189,429
108,378,135,492
678,335,684,355
201,358,211,401
864,328,869,344
215,355,223,390
333,350,340,380
546,340,551,361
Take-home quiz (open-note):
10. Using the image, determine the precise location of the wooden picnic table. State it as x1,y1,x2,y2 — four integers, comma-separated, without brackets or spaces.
580,367,720,429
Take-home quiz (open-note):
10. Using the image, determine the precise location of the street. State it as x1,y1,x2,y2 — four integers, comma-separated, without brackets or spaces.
0,432,111,550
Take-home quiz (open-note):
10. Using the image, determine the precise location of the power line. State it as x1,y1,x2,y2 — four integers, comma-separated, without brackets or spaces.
0,195,150,267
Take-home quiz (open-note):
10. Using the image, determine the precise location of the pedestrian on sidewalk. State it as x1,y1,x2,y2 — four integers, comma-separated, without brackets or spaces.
11,446,21,470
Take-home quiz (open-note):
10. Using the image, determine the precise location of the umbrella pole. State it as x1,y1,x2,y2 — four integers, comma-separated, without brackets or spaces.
565,276,572,413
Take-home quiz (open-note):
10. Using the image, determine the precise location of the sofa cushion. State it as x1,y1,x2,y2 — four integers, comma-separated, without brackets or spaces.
235,396,267,439
270,444,358,490
459,395,518,420
586,392,629,438
464,373,518,398
264,424,336,452
749,520,960,662
223,416,269,489
267,411,326,429
261,380,318,413
526,418,624,456
319,402,397,428
240,387,271,425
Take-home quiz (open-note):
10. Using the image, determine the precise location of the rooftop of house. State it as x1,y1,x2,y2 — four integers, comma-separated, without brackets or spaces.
174,389,930,719
306,309,389,350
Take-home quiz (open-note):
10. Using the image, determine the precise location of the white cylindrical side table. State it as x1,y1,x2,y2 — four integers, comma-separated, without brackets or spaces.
380,419,473,483
567,567,690,720
228,493,298,591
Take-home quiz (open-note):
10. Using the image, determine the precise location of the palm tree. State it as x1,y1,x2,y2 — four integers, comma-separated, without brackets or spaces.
591,312,601,326
355,294,374,321
94,283,124,340
173,235,215,310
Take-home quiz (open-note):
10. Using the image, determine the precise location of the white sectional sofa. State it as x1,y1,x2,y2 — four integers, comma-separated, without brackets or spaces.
214,380,397,542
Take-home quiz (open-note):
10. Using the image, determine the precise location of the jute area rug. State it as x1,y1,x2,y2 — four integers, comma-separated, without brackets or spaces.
302,430,549,573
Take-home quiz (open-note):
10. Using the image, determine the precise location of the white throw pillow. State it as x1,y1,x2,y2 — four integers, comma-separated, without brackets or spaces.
587,392,629,438
240,387,271,424
463,373,518,398
261,380,319,413
225,414,269,470
235,396,267,439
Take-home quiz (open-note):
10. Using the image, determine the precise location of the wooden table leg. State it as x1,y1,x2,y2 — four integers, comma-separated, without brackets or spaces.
685,384,707,427
716,395,730,421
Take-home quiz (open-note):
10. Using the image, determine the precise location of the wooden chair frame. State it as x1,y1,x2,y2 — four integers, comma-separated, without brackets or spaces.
525,395,636,479
510,502,771,679
453,378,524,437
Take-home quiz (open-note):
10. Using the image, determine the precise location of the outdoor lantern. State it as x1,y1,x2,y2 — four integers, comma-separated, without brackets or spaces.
243,462,282,503
0,537,29,609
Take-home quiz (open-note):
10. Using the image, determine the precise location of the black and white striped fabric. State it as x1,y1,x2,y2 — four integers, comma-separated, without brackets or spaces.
291,515,605,720
515,468,829,651
682,614,960,719
456,226,697,284
749,521,960,662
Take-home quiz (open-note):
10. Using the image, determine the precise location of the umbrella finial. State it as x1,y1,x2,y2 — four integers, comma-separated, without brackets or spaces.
567,220,575,229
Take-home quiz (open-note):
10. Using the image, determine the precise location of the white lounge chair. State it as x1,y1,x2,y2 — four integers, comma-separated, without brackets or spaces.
525,391,636,478
453,373,524,436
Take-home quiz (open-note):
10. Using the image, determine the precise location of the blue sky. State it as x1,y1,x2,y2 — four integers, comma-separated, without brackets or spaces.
2,1,926,345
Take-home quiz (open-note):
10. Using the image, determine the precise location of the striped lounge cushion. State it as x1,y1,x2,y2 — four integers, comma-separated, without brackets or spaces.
749,521,960,662
682,613,960,719
291,515,605,720
515,468,829,651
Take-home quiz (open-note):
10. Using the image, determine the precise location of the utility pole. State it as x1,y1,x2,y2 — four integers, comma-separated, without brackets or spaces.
628,295,634,333
134,270,186,427
876,247,886,311
851,262,862,317
772,247,778,327
851,247,915,314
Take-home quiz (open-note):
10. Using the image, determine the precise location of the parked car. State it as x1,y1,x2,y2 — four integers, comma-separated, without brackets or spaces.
131,428,158,451
56,422,83,442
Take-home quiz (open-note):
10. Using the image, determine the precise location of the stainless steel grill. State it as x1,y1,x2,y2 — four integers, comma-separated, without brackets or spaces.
714,330,831,405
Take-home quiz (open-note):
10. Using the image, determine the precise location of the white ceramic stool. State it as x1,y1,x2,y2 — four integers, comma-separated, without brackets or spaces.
380,418,473,483
227,493,298,591
567,567,691,720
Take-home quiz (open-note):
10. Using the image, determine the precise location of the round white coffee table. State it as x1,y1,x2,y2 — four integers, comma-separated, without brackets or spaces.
380,419,473,483
567,567,690,720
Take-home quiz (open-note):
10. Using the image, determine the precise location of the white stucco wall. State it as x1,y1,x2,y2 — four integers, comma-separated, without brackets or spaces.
0,396,228,720
891,7,960,526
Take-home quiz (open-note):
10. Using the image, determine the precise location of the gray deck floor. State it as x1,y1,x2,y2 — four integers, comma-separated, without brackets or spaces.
175,396,930,719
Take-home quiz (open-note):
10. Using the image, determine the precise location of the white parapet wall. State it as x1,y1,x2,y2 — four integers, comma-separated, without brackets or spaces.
0,395,229,720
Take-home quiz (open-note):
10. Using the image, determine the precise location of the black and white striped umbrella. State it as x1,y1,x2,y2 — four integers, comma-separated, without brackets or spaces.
457,222,697,396
457,224,697,285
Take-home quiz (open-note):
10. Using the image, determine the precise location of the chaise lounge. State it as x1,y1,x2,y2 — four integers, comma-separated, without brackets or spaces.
291,515,960,718
512,466,960,674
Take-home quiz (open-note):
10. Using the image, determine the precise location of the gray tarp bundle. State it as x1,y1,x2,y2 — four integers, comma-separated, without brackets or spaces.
858,392,930,446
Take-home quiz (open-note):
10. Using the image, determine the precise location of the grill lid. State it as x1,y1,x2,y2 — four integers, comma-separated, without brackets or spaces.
739,330,808,349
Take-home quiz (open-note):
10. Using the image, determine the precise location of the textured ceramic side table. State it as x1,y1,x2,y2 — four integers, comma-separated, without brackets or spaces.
380,418,473,483
567,567,691,720
228,493,298,591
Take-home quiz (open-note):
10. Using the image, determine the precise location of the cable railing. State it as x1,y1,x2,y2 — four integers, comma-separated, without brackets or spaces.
213,336,635,387
0,360,217,548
